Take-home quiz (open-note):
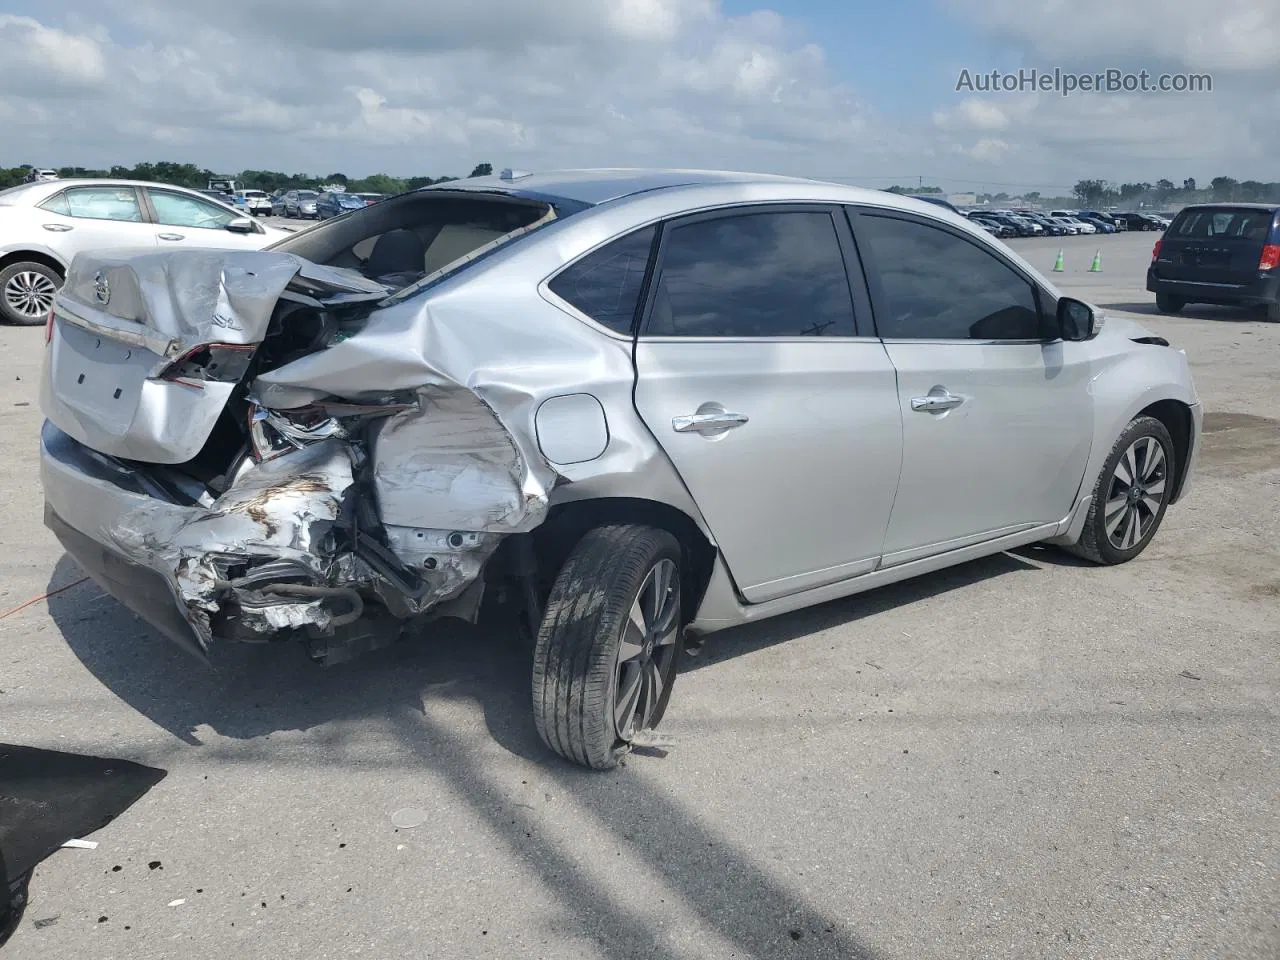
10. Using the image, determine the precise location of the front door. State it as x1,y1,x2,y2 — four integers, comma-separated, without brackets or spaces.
144,188,262,250
631,206,903,603
850,208,1095,566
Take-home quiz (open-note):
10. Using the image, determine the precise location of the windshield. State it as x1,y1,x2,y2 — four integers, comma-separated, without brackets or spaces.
267,189,559,293
297,191,318,199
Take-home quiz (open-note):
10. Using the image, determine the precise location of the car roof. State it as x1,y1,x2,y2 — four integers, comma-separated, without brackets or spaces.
423,167,842,207
1175,202,1279,212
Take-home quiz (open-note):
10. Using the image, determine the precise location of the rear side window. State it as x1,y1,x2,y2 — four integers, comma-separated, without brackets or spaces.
38,192,71,216
1172,208,1275,240
646,211,856,338
61,187,144,223
857,213,1044,341
548,226,656,335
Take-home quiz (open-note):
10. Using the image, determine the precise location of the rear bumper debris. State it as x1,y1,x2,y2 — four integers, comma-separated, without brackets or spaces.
40,420,502,663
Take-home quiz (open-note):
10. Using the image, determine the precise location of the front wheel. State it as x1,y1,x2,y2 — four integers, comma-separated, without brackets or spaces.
1065,415,1175,565
532,524,683,770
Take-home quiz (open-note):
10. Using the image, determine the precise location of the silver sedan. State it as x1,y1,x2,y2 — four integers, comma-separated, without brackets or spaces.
38,168,1202,769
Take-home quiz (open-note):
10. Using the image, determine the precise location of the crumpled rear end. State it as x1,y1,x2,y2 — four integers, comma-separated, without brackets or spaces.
39,243,562,663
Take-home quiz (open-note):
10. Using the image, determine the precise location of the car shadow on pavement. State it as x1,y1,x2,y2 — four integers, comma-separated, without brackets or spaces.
46,550,884,959
685,551,1044,671
48,549,1046,752
1098,301,1264,322
45,552,541,751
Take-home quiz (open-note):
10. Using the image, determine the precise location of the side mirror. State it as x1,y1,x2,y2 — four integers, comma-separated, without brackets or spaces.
1057,296,1101,341
226,217,256,234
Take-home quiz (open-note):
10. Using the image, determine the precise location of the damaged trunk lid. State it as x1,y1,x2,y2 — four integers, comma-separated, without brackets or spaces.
40,249,389,465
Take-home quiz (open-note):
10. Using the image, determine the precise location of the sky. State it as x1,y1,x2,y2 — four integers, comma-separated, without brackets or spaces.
0,0,1276,194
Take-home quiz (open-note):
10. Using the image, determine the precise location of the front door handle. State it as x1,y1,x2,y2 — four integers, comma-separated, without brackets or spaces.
910,392,964,412
672,411,750,434
158,233,185,241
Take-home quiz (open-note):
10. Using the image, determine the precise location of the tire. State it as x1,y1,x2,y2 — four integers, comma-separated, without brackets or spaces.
0,260,62,326
532,524,684,770
1257,302,1280,322
1065,415,1176,565
1155,293,1186,314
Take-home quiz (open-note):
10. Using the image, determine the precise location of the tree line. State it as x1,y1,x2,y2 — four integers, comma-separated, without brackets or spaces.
1073,177,1280,209
0,161,495,193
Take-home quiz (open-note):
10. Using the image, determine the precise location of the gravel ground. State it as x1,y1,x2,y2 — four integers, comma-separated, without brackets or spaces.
0,230,1276,960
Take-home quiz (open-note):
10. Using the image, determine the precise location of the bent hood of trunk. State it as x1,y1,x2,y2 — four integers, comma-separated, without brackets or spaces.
57,248,388,352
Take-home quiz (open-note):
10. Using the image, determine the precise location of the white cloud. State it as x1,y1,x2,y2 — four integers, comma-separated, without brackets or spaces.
0,1,1273,189
0,14,106,88
944,0,1280,71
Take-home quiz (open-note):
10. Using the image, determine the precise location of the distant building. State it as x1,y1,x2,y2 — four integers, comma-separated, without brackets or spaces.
948,193,977,206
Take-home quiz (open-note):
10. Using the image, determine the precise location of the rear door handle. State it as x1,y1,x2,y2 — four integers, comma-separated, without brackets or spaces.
672,411,750,434
158,233,185,241
910,392,964,412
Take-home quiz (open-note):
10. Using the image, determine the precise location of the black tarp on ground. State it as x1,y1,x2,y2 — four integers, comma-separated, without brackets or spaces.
0,745,166,948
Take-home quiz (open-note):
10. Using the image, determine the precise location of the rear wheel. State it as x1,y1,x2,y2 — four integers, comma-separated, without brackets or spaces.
0,261,61,326
1155,293,1186,314
1256,302,1280,322
1066,415,1175,565
532,524,683,770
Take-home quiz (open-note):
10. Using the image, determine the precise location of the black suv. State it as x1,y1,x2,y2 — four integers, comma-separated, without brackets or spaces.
1117,212,1164,232
1147,203,1280,320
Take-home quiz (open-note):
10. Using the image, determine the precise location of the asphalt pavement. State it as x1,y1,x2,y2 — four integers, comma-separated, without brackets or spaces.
0,230,1276,959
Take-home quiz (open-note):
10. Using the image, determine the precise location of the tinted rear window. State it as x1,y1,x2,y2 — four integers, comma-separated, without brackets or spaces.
1171,208,1275,241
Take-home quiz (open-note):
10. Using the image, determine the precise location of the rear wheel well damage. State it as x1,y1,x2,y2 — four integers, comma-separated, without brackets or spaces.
1138,399,1192,501
0,250,65,277
490,497,717,629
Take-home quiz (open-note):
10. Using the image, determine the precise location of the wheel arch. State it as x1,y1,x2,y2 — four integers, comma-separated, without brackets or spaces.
1137,398,1193,503
527,496,717,624
0,249,67,277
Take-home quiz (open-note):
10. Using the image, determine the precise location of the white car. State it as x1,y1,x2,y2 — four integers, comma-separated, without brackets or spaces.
0,179,290,325
1050,217,1082,235
237,190,274,217
1065,217,1097,235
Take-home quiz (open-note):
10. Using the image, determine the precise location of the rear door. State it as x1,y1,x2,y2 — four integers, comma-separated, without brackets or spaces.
1157,207,1276,285
143,187,265,250
35,185,158,261
628,205,903,603
850,207,1094,565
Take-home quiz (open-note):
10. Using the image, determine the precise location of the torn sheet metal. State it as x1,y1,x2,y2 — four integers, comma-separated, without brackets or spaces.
104,440,354,647
252,294,563,538
57,249,387,355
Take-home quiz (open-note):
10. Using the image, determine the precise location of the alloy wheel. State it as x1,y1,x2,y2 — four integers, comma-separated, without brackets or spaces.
4,271,57,321
1104,436,1169,551
613,558,680,740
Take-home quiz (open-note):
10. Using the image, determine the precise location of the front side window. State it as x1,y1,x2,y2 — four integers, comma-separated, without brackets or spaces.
148,190,240,230
646,210,856,338
59,187,144,223
548,226,656,335
857,213,1044,341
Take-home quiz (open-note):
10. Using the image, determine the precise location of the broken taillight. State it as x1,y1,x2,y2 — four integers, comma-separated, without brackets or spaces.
157,343,255,389
248,403,346,463
1259,243,1280,272
44,307,55,345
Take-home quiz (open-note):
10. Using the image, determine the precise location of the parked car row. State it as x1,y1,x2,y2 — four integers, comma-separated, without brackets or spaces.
267,189,386,219
955,208,1172,241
